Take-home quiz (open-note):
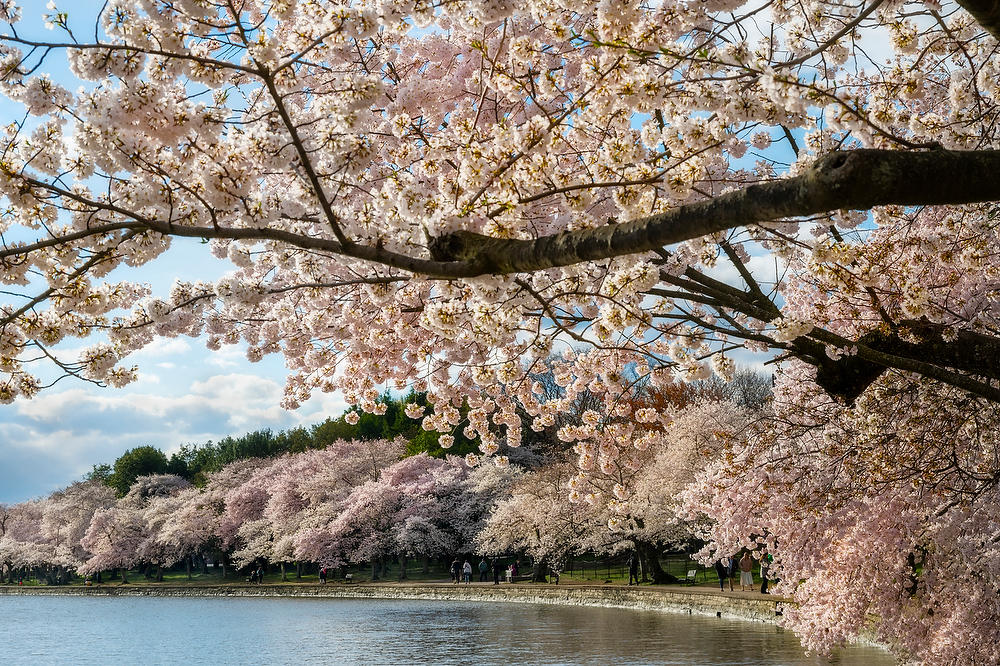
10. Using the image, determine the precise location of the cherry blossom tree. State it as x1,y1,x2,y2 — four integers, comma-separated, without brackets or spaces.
120,473,191,508
293,452,512,578
297,454,442,577
0,0,995,419
192,458,265,578
154,485,221,579
79,506,145,583
1,2,1000,660
38,480,115,574
681,364,1000,664
78,474,190,582
0,499,44,582
624,399,755,580
477,463,610,580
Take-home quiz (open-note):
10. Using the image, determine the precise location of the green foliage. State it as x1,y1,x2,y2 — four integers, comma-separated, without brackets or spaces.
87,391,483,488
406,429,479,458
84,463,112,484
274,426,312,454
166,452,189,478
108,446,168,496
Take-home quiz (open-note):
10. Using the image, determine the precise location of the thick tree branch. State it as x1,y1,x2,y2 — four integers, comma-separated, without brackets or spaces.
957,0,1000,40
804,322,1000,404
430,149,1000,275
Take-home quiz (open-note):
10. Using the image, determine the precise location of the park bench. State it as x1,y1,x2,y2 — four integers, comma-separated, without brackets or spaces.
682,569,698,585
344,573,353,583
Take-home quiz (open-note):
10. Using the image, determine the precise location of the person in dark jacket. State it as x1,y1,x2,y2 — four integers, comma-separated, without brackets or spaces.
714,559,730,591
760,553,772,594
627,552,640,585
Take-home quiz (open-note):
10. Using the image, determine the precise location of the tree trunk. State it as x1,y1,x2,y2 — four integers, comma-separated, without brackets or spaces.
156,564,163,582
422,556,430,575
531,559,549,583
637,541,677,584
398,554,407,581
280,561,287,582
201,553,208,575
120,567,129,584
186,556,192,581
296,561,302,579
370,561,378,582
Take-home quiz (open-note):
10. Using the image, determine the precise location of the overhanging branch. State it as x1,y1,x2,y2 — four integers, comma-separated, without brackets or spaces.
957,0,1000,40
430,149,1000,276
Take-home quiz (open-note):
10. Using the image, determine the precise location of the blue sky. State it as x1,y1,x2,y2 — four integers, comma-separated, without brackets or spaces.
0,240,349,503
0,7,342,502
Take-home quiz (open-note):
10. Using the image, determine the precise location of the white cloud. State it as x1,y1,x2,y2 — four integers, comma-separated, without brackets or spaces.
131,336,192,358
0,368,352,502
137,372,161,384
206,345,244,368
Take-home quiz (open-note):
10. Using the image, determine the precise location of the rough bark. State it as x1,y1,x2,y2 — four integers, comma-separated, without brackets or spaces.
430,149,1000,276
637,541,677,584
958,0,1000,39
531,559,550,583
398,555,408,581
802,320,1000,404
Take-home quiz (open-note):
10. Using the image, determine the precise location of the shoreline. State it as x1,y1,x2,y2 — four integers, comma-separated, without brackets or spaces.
0,581,785,624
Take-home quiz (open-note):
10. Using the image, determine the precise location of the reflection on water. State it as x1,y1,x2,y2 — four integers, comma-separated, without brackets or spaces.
1,595,892,665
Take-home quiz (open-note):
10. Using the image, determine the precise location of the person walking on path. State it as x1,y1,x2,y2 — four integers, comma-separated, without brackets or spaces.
492,557,500,585
478,558,488,582
739,552,753,591
463,560,473,584
727,556,739,590
627,552,640,586
451,558,461,584
714,559,730,591
319,567,327,584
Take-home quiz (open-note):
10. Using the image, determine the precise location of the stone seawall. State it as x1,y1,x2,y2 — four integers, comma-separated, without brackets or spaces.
0,583,785,624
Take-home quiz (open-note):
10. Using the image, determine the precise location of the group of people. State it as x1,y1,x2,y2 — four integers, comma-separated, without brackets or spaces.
450,557,517,585
246,566,265,584
714,552,771,593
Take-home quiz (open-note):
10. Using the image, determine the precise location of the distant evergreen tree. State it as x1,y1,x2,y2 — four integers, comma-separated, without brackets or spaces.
108,446,169,496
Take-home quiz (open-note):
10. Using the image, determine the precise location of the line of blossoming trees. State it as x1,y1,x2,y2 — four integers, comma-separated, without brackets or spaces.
0,396,750,588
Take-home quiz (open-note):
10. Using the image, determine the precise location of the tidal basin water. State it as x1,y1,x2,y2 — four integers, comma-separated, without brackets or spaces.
1,595,892,665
